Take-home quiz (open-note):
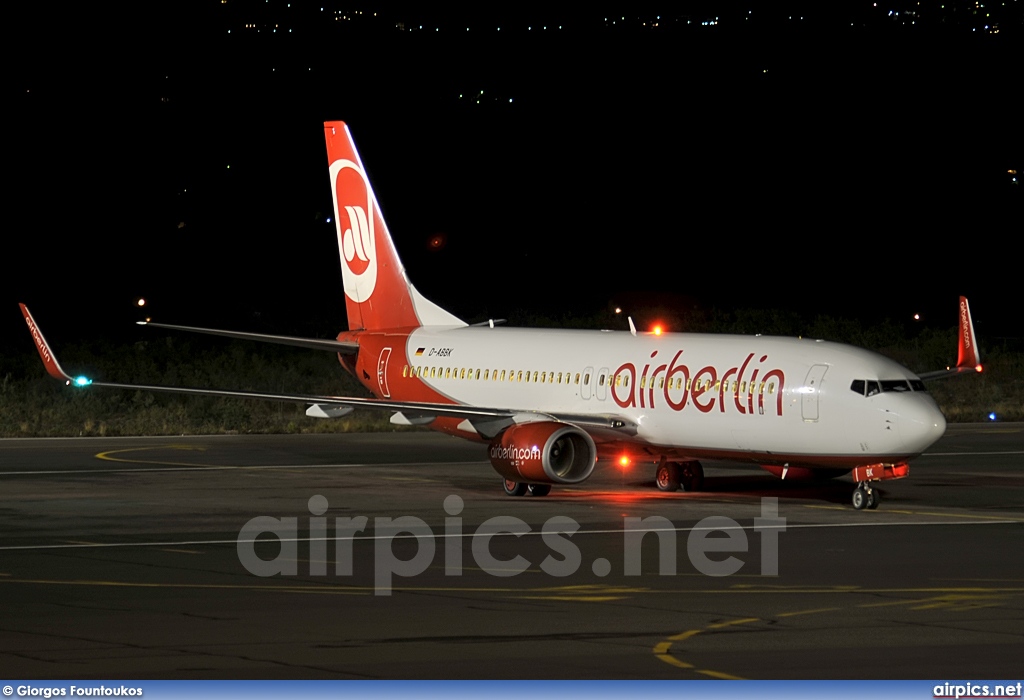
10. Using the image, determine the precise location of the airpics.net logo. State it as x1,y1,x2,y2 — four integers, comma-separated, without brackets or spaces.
236,495,787,595
934,683,1023,699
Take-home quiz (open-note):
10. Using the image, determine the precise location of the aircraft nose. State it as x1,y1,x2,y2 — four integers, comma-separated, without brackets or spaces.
898,397,947,454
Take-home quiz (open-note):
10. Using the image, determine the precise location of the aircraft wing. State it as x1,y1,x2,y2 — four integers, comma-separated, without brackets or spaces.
136,319,359,353
19,304,635,438
918,296,983,381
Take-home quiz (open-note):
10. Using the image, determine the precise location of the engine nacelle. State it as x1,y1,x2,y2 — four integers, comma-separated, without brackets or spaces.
489,422,597,485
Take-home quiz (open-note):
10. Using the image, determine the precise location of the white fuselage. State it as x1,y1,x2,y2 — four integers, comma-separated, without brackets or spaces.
382,326,946,468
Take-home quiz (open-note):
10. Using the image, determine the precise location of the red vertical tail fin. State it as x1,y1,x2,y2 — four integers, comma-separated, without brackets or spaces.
324,121,464,331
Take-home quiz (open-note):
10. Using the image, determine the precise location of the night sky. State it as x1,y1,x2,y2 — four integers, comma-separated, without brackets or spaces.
5,2,1021,357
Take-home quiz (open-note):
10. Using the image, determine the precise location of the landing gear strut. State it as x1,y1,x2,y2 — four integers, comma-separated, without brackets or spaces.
852,482,880,510
656,460,704,492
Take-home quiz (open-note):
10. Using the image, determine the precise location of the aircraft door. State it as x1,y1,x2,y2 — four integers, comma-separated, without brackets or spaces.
801,364,829,421
377,347,392,398
596,367,610,401
581,366,594,400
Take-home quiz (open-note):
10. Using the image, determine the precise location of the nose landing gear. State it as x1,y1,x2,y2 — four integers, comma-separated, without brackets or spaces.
852,482,880,510
849,463,909,510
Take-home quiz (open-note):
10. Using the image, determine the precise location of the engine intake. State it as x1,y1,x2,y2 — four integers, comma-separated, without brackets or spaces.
489,422,597,485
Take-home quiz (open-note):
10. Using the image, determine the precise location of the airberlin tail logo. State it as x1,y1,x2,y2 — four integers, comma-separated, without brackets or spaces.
330,158,378,303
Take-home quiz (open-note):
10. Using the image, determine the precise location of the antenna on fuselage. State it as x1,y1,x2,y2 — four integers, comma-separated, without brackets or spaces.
628,316,637,336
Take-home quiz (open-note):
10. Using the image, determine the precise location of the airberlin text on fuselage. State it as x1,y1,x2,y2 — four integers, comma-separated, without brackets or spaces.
612,350,786,416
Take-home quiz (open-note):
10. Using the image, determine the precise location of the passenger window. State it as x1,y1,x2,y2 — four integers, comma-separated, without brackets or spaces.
484,369,489,381
402,365,408,378
500,370,506,381
517,371,523,382
460,368,466,379
556,372,562,384
768,382,775,394
582,373,589,385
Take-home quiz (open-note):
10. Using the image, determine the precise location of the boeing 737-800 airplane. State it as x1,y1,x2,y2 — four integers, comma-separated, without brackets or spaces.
21,121,982,510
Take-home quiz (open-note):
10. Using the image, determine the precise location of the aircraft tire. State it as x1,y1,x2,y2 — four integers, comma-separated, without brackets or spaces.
503,479,528,497
656,463,680,492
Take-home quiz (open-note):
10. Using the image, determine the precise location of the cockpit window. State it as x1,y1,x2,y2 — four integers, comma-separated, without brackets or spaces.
851,378,928,396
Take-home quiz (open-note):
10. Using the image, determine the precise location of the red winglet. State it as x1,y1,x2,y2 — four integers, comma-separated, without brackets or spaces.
18,304,72,382
956,296,982,372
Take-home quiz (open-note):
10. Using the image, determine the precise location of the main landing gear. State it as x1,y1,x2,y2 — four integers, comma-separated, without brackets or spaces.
502,479,551,497
655,460,705,493
852,482,880,510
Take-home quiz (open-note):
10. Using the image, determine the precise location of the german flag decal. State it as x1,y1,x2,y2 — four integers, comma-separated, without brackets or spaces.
415,347,425,356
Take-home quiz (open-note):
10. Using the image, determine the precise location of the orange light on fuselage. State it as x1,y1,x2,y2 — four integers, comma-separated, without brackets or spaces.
652,325,663,336
618,455,630,469
976,364,983,373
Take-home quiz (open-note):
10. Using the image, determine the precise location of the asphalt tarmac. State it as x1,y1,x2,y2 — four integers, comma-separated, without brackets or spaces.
1,424,1022,679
